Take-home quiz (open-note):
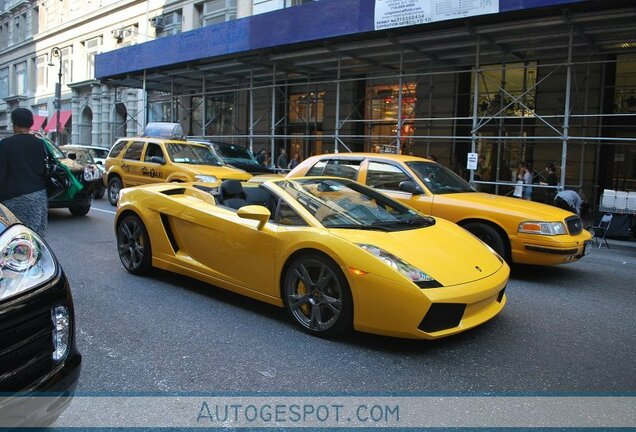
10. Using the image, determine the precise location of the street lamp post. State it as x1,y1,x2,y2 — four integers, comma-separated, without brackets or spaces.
49,47,62,146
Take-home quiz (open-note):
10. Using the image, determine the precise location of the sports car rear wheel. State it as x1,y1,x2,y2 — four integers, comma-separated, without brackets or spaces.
117,214,152,275
284,253,352,336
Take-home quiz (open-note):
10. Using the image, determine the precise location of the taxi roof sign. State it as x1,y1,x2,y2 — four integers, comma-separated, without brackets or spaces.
144,122,185,140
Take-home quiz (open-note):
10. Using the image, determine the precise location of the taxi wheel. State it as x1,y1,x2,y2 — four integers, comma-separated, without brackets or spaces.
108,177,122,206
463,222,509,262
283,253,352,337
117,214,152,275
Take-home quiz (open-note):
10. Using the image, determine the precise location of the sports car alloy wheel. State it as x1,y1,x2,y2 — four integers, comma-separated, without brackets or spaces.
284,254,352,336
117,215,152,275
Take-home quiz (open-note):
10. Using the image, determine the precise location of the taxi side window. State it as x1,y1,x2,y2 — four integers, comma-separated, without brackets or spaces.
123,141,145,161
144,143,165,162
366,161,411,191
109,140,129,158
323,159,361,180
306,160,327,176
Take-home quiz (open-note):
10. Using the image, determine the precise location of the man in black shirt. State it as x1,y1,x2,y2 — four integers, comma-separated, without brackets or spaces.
0,108,48,236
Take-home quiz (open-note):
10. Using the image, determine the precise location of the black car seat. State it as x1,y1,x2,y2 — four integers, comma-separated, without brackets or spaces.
220,179,247,209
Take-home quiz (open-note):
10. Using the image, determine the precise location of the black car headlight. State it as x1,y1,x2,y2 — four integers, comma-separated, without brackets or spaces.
0,225,56,301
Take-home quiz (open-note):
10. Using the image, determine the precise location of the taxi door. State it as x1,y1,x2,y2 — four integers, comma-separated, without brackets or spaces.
140,142,168,184
119,141,146,187
358,159,434,215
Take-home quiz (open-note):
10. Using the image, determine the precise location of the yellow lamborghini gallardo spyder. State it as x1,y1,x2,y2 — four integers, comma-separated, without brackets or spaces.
115,177,509,339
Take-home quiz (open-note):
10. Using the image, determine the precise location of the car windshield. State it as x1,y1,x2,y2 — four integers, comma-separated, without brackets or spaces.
214,144,259,165
63,148,95,165
406,161,476,194
88,148,109,159
276,178,434,231
165,143,223,166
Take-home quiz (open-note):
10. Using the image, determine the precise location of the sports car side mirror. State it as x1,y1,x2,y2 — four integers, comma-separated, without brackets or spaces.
399,180,424,195
237,205,271,230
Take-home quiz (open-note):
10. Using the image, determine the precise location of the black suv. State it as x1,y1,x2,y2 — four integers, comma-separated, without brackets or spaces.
205,142,278,174
0,205,82,427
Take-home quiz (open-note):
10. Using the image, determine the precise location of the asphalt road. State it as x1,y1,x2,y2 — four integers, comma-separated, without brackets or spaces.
46,198,636,393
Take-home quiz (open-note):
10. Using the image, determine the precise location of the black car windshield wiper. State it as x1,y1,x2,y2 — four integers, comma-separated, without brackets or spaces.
325,223,392,232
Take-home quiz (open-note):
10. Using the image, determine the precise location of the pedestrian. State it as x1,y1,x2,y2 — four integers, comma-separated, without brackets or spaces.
0,108,48,236
255,148,267,166
544,163,559,203
276,148,288,170
522,162,534,200
288,152,301,170
450,154,465,179
554,188,582,215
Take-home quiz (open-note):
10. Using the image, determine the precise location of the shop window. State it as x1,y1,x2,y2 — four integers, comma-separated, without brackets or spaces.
365,83,417,152
289,92,325,124
614,55,636,114
366,161,411,191
471,62,537,117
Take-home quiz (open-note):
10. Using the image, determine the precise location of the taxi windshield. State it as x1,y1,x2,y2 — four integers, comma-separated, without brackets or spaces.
406,161,475,194
165,143,223,166
276,178,433,231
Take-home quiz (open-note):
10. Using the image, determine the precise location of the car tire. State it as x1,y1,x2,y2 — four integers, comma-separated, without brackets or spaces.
463,222,510,262
68,204,91,217
283,253,353,337
94,183,105,199
116,214,152,275
108,177,122,206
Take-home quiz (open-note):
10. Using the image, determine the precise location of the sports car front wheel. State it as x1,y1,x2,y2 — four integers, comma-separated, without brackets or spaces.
284,253,352,337
117,214,152,275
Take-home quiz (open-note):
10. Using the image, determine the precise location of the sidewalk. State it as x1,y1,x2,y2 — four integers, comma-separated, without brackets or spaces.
596,238,636,252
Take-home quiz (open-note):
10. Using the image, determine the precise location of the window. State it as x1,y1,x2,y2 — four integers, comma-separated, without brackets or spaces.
60,47,73,85
0,24,5,48
274,200,306,226
36,55,48,90
0,68,8,99
114,25,138,47
289,92,325,124
123,141,145,161
471,62,537,117
198,0,237,27
306,159,362,180
83,36,102,79
366,161,411,191
15,62,27,96
144,143,165,162
152,10,182,38
109,140,130,158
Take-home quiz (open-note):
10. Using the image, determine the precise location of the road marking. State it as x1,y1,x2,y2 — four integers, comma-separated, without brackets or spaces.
91,207,116,215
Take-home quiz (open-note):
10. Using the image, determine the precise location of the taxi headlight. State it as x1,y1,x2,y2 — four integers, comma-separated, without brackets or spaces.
194,175,218,183
518,221,567,235
0,225,56,301
357,244,437,284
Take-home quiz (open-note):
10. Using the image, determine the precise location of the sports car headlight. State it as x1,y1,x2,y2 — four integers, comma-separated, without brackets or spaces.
518,221,567,235
357,244,438,285
194,175,218,183
0,225,56,301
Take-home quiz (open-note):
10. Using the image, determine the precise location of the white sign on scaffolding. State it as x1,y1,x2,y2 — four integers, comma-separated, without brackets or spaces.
374,0,500,31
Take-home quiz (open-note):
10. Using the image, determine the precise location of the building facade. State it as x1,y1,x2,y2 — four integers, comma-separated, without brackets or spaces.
1,0,635,205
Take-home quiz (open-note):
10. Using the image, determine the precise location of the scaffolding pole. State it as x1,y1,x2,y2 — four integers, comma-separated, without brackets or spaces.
396,49,404,154
249,68,254,153
270,64,276,163
470,37,481,184
334,55,341,153
560,27,574,188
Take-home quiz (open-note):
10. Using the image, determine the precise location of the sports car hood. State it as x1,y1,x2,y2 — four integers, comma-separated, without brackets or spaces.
173,163,252,180
435,192,573,221
329,218,503,286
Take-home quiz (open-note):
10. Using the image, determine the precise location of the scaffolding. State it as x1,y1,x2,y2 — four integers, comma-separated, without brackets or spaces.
100,3,636,203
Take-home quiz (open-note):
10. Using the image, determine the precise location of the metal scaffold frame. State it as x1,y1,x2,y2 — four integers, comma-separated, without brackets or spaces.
103,4,636,201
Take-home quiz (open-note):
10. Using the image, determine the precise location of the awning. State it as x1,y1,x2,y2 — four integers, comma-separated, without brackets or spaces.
44,111,72,133
30,115,47,132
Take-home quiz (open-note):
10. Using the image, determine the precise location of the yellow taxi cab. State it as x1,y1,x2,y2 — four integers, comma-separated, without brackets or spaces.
287,153,592,266
103,123,251,205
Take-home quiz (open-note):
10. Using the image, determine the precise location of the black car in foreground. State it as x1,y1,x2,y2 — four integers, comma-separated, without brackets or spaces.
0,205,81,427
